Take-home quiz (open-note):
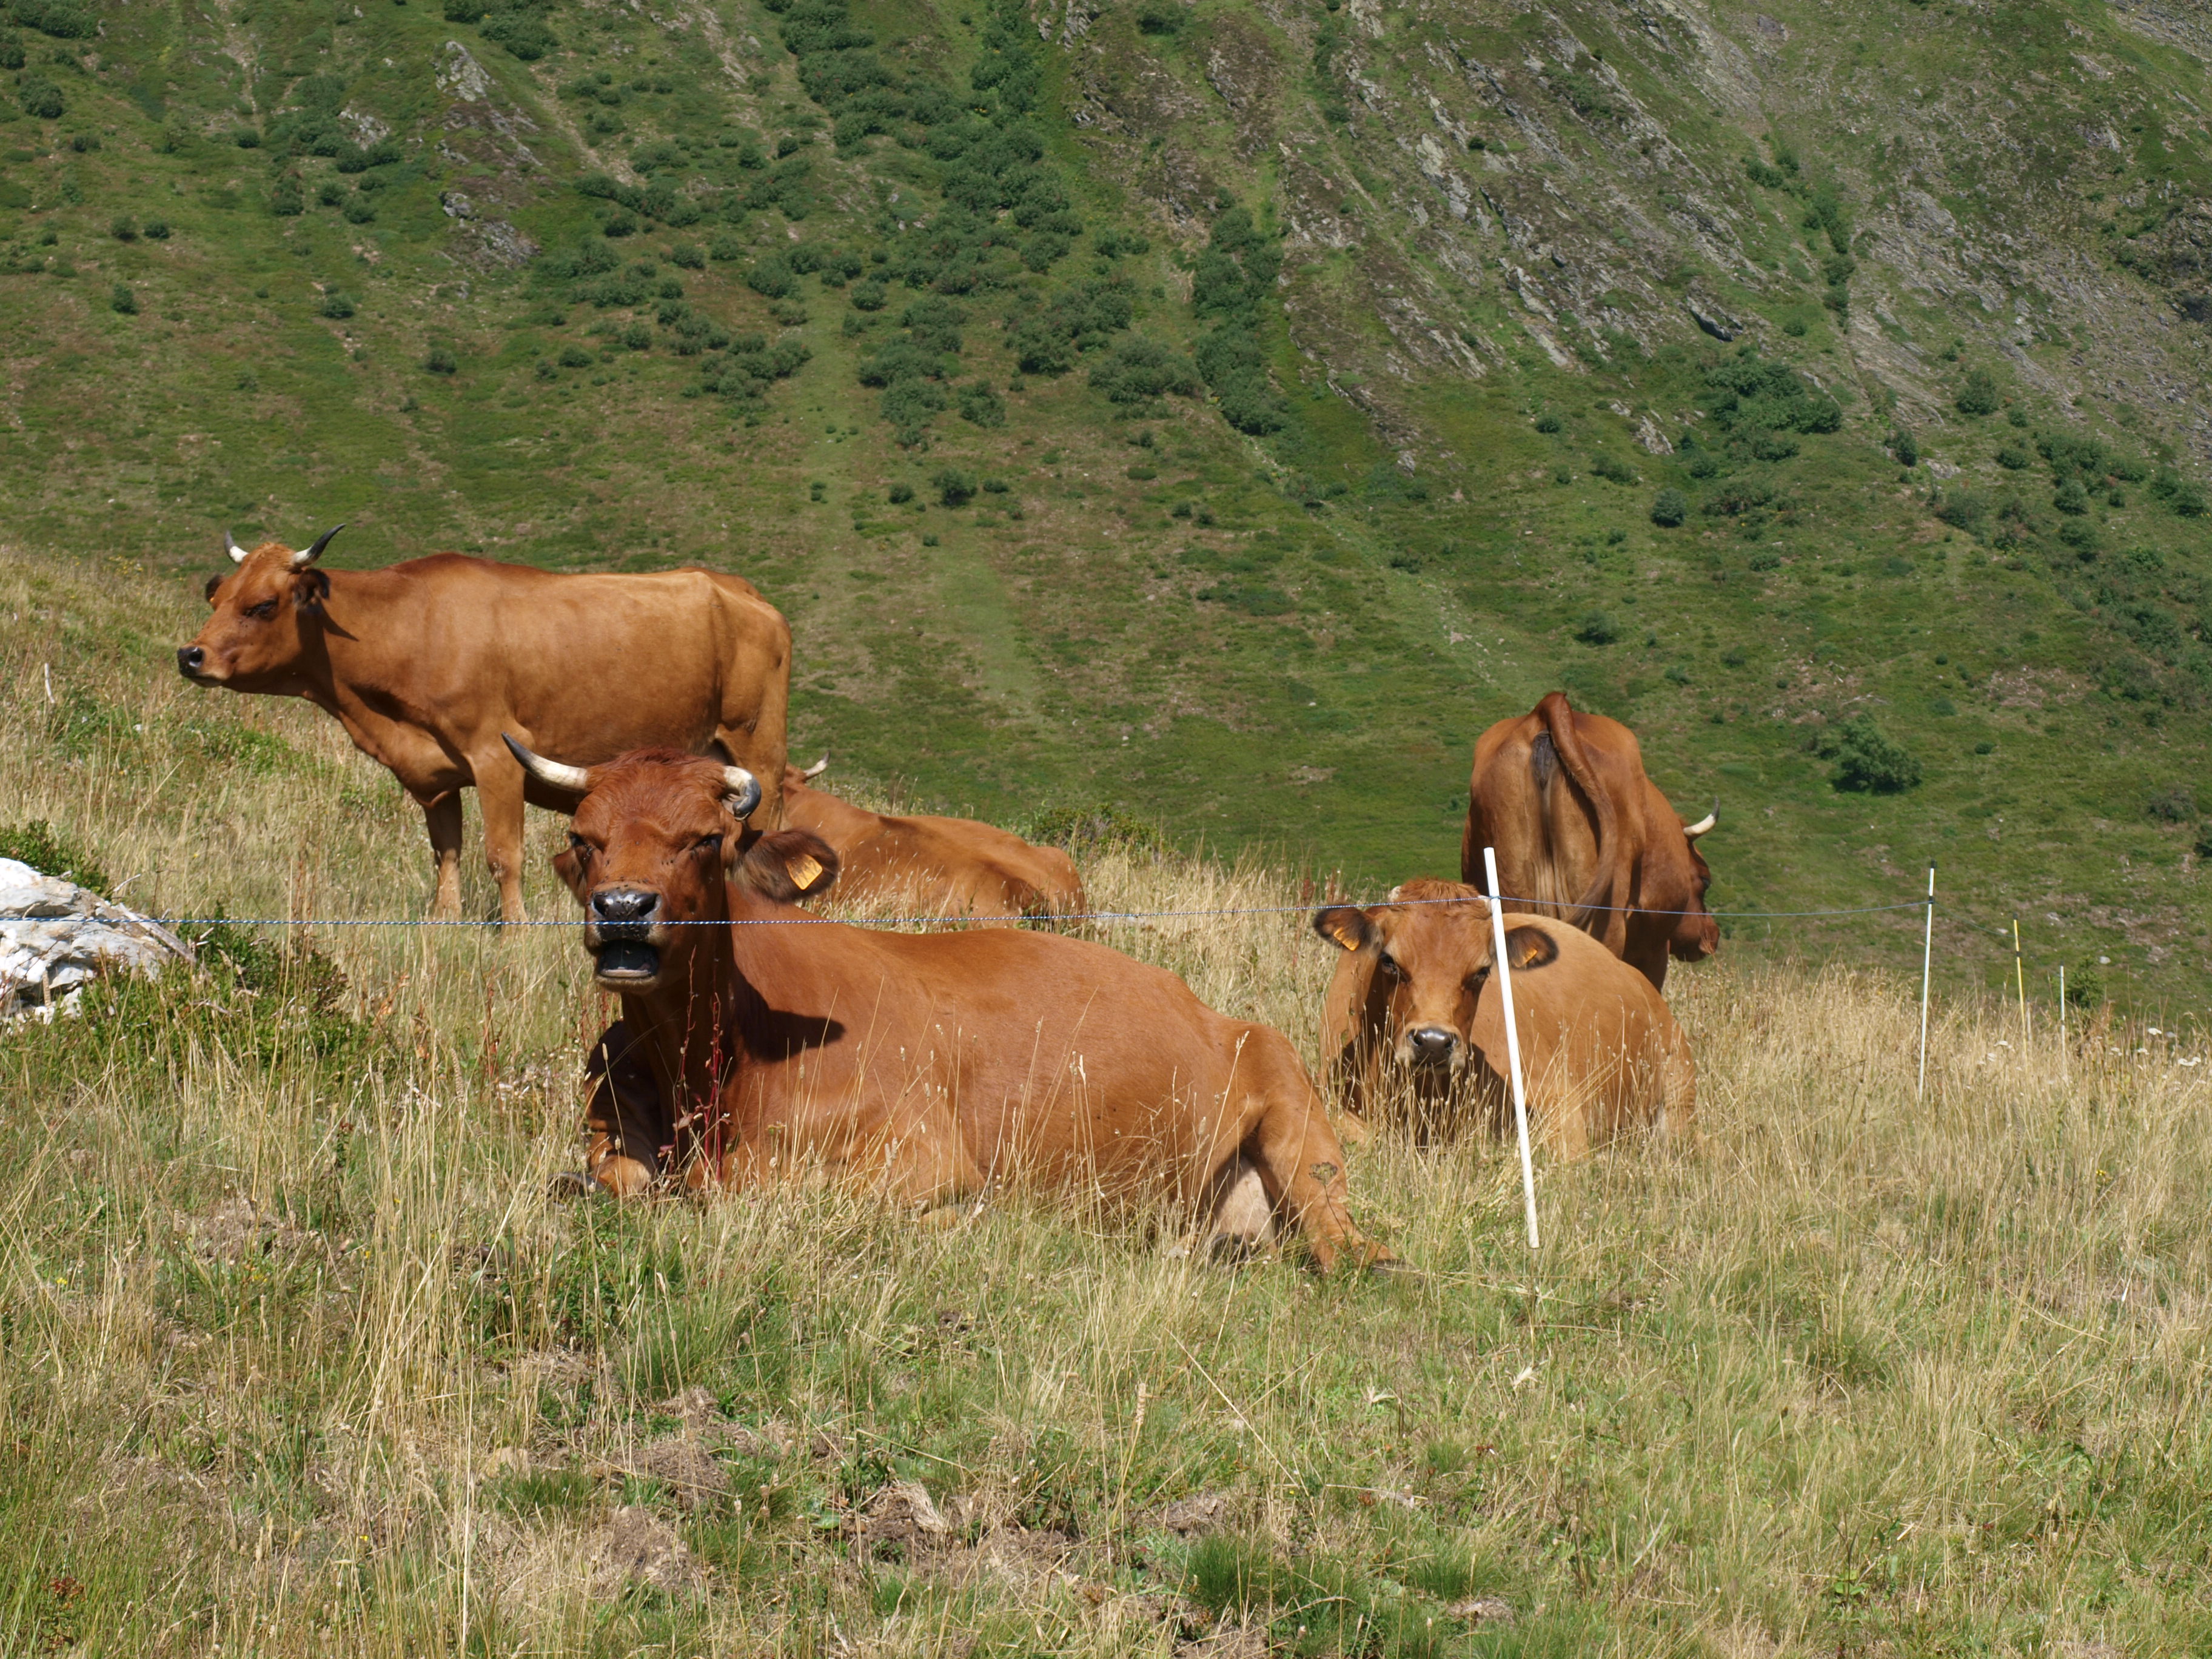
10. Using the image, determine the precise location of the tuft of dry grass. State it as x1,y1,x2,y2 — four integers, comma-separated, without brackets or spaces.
1,551,2208,1655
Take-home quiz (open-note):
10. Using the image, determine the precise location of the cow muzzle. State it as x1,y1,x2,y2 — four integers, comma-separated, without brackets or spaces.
176,645,221,683
585,887,666,986
1396,1025,1464,1073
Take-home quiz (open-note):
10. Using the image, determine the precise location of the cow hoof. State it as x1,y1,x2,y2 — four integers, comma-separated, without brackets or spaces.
547,1170,597,1200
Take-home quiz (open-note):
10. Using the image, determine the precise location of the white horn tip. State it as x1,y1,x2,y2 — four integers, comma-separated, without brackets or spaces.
1684,813,1717,839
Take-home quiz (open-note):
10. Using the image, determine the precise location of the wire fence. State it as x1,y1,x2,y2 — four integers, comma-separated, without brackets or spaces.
122,894,1937,930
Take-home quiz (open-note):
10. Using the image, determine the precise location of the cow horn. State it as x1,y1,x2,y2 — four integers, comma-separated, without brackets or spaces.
722,765,763,820
1684,803,1717,840
503,733,591,796
291,523,346,570
224,529,250,564
800,755,830,780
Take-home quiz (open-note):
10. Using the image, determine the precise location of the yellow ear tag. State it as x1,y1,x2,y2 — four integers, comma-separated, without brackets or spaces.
786,853,824,890
1327,918,1364,951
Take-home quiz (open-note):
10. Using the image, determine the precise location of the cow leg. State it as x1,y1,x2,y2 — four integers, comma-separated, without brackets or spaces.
1234,1034,1395,1273
473,754,529,923
421,792,464,919
584,1021,669,1198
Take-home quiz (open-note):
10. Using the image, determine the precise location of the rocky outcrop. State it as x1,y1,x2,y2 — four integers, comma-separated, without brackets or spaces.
0,860,192,1023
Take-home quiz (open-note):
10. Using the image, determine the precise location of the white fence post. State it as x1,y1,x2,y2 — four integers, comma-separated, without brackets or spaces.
1481,846,1540,1253
1917,865,1936,1102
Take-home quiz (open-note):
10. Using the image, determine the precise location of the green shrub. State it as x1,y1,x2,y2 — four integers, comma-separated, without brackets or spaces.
887,482,914,504
269,176,304,216
18,75,64,119
1825,715,1922,793
957,382,1006,426
109,215,138,243
1934,491,1986,534
110,283,136,315
1136,0,1182,33
746,257,796,298
933,468,976,506
0,820,109,894
10,1,95,41
1574,611,1620,645
1746,549,1782,571
1650,487,1687,527
1088,338,1199,406
1026,805,1162,851
320,292,355,319
1533,409,1564,434
2053,478,2089,515
1591,452,1637,484
0,29,21,67
1956,369,2000,417
1891,428,1917,467
424,346,458,375
2147,784,2196,823
480,9,554,57
142,218,170,241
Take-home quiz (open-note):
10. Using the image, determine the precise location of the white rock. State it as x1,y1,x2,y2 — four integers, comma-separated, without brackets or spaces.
0,860,193,1024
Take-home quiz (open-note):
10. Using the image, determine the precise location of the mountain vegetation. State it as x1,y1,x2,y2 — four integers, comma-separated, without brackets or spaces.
1,0,2208,1000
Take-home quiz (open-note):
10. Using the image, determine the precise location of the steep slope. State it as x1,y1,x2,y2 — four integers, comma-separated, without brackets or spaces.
0,0,2205,1004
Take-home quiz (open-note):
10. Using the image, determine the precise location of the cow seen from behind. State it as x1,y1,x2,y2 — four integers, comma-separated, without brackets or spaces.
1462,691,1718,990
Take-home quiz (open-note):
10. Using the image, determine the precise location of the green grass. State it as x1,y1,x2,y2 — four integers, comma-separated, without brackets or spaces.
1,557,2208,1654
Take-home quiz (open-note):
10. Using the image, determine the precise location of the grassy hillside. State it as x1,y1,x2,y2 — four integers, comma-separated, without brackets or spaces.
0,0,2208,1000
3,578,2210,1655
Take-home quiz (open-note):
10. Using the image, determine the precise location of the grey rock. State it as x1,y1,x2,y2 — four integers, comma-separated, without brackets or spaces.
0,860,192,1024
436,40,491,102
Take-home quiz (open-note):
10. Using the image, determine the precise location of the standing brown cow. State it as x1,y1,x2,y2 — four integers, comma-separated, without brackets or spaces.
1313,879,1696,1158
512,740,1393,1273
1460,691,1717,990
779,759,1087,921
177,528,789,922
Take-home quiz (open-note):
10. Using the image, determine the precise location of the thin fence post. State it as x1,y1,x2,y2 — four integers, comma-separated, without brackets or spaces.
2013,919,2029,1045
1917,865,1936,1102
1481,846,1540,1253
2059,964,2068,1087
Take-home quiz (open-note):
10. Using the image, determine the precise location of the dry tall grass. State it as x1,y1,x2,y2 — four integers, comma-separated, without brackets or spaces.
2,550,2208,1657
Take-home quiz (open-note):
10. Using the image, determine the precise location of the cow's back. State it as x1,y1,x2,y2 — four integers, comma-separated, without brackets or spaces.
1464,700,1653,954
731,920,1261,1186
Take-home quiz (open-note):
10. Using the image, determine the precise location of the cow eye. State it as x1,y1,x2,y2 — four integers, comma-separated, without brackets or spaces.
694,833,723,856
567,835,593,860
1376,953,1403,980
246,599,278,620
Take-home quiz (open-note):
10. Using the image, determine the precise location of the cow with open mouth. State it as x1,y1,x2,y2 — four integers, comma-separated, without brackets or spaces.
515,739,1396,1272
1312,879,1696,1157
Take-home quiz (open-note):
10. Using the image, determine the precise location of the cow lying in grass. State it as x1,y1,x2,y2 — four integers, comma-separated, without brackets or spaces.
1312,879,1696,1157
513,740,1394,1272
778,759,1087,922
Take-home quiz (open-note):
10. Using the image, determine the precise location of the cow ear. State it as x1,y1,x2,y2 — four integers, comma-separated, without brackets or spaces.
203,572,224,602
293,570,330,610
1502,925,1558,971
740,829,840,902
1312,905,1372,953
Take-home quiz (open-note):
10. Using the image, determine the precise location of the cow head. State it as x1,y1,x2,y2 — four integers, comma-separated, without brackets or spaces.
1312,878,1558,1082
1665,804,1720,964
508,739,838,994
176,525,344,689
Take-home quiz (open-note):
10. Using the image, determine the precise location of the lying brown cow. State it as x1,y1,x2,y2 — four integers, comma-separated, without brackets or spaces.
1461,691,1717,990
177,528,790,922
1313,879,1695,1158
779,759,1087,920
512,739,1392,1272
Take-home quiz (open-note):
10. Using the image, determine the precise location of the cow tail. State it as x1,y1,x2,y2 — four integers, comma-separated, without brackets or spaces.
1534,692,1618,937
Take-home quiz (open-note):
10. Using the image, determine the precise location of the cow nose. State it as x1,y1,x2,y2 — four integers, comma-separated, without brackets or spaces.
590,888,660,930
176,646,204,677
1406,1025,1458,1063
